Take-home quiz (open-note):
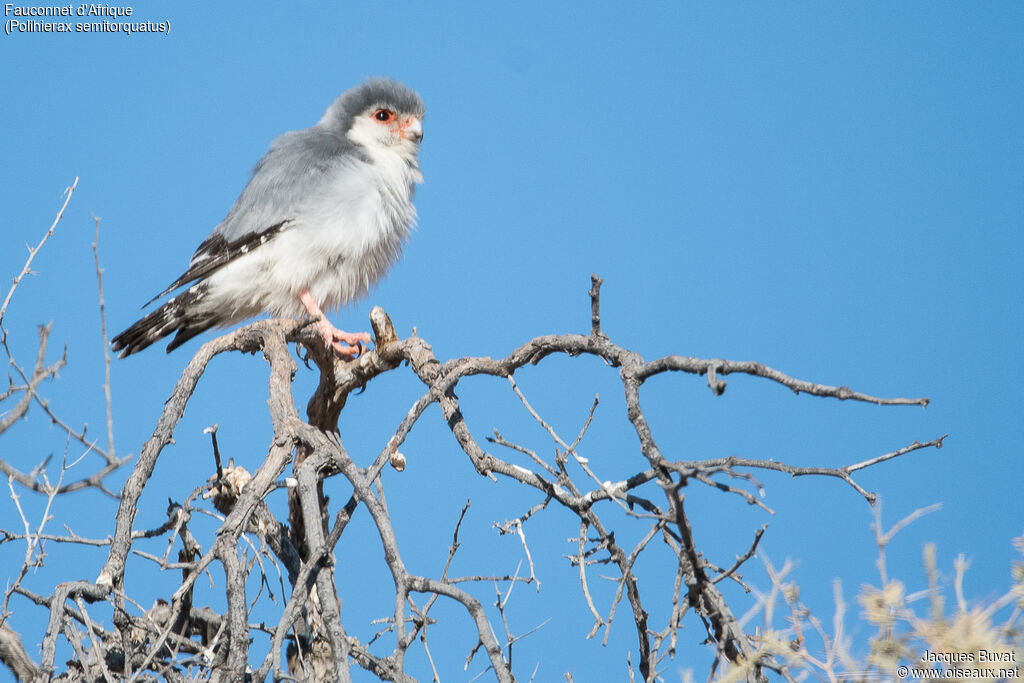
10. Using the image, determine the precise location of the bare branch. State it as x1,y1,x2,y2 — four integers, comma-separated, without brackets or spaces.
91,214,116,462
2,268,943,683
0,177,78,332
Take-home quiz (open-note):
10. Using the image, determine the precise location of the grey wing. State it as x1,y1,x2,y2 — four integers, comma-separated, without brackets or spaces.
145,128,357,306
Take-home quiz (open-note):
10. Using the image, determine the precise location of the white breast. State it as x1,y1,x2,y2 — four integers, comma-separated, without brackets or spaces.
200,154,421,323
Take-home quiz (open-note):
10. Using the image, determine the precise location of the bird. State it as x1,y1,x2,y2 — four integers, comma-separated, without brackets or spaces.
111,78,425,359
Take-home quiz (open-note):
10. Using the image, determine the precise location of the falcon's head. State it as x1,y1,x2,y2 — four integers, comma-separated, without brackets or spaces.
323,78,425,161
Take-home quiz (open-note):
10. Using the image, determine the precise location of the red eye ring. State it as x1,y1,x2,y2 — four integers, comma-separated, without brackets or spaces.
373,109,394,123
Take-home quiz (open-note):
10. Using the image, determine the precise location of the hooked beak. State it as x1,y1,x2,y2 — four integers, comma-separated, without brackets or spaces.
401,116,423,143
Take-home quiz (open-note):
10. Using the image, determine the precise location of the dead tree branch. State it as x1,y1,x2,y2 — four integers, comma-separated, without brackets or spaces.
3,253,941,682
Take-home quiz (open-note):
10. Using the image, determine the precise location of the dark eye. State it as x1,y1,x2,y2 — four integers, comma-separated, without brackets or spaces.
374,109,394,122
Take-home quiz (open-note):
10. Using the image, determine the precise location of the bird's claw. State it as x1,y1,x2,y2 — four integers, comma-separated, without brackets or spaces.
330,340,366,358
317,319,372,359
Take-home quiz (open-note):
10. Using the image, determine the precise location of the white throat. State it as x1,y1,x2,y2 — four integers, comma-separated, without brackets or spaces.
346,116,423,182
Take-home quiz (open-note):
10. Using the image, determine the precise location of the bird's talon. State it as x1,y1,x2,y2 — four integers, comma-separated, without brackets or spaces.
328,337,372,359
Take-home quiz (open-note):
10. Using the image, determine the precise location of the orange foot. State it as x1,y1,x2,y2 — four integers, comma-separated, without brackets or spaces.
299,289,372,358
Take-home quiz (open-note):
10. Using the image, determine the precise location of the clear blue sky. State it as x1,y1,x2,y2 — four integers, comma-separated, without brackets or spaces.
2,2,1022,680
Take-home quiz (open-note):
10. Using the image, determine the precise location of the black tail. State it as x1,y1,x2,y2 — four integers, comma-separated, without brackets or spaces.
111,286,218,358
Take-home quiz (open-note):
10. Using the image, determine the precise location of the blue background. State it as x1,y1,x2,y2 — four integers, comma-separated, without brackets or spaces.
1,2,1021,680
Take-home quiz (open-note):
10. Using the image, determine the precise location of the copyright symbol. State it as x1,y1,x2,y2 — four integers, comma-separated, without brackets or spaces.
897,666,909,678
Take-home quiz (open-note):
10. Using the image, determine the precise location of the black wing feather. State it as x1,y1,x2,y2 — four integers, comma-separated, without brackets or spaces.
143,220,293,307
112,286,212,358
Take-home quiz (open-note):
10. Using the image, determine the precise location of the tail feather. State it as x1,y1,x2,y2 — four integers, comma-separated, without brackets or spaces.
166,319,218,353
111,286,216,358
